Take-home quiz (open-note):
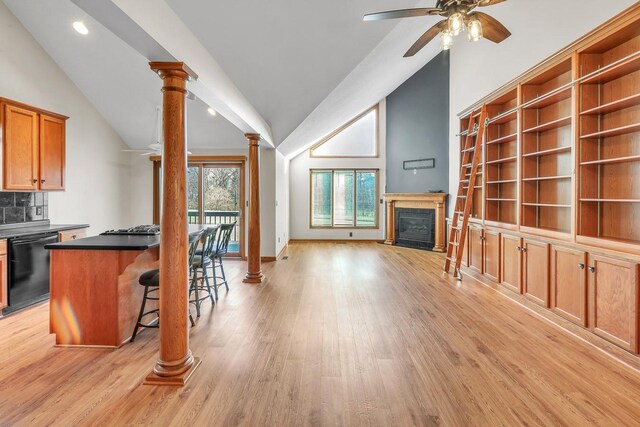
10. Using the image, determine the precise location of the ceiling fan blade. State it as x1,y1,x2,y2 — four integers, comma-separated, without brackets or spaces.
364,8,441,21
404,20,447,58
468,12,511,43
476,0,506,6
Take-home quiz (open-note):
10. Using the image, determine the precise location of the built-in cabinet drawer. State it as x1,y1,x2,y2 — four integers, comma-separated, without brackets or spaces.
501,234,522,293
588,254,640,353
523,240,550,308
483,229,500,282
0,240,7,310
550,246,587,326
59,228,86,242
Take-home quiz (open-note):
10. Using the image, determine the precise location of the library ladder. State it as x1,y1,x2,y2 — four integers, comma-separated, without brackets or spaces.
444,105,488,279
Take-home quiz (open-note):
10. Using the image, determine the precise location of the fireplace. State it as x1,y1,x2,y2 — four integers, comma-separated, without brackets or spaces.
383,193,447,252
395,208,436,250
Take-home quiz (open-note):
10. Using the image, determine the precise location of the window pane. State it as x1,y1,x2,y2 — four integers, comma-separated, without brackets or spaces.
203,166,240,252
356,171,376,227
333,171,354,226
311,171,332,226
187,166,200,224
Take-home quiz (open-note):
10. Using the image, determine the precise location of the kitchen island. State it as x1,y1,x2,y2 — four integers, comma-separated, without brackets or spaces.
45,227,208,347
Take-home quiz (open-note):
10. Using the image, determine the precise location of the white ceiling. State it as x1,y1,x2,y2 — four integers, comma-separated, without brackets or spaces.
162,0,397,145
2,0,518,155
3,0,246,150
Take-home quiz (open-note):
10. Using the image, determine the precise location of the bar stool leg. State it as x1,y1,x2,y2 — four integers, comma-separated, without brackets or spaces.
220,258,229,291
131,285,149,343
204,265,216,303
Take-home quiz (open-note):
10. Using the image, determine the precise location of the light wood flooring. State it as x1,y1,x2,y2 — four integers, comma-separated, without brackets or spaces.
2,242,640,426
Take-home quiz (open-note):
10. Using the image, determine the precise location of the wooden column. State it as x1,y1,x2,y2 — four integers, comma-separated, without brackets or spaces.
144,62,200,386
243,133,264,284
385,201,394,245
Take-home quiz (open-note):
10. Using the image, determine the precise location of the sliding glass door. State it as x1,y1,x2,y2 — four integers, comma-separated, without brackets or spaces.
155,160,244,257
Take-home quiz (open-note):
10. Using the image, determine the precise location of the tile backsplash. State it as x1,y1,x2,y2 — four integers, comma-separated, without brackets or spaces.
0,192,48,224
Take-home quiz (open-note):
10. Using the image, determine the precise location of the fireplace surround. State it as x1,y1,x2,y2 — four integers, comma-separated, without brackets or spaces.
383,193,447,252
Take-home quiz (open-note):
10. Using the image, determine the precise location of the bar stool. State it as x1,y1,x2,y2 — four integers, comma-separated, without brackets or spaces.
189,226,219,316
210,222,236,298
130,230,203,342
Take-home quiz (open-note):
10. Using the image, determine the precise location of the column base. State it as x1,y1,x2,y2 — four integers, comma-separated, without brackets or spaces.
143,357,201,386
432,244,446,253
384,239,394,246
243,272,264,284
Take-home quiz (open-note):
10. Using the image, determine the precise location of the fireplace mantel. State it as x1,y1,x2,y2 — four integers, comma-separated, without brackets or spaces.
383,193,448,252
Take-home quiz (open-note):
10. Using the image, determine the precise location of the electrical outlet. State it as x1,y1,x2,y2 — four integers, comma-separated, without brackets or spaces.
349,232,353,237
36,206,43,216
278,237,281,243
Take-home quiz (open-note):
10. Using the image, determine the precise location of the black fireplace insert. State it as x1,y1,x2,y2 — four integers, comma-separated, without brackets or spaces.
394,208,436,250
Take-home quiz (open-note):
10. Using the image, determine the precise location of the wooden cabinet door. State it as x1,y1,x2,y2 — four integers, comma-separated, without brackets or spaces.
0,253,7,309
39,114,65,190
501,234,522,293
550,246,587,326
588,255,639,352
523,239,550,307
3,104,39,190
462,226,469,267
469,226,483,274
483,229,500,282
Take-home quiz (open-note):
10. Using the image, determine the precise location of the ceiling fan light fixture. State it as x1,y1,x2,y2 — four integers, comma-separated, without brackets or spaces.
440,30,454,50
207,107,217,116
448,12,465,36
467,17,483,42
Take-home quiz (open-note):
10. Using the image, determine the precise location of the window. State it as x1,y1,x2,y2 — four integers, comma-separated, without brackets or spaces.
310,169,378,228
309,106,378,158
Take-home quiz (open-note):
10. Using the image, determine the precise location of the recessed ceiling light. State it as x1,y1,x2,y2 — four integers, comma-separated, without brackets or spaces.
207,107,216,116
73,21,89,35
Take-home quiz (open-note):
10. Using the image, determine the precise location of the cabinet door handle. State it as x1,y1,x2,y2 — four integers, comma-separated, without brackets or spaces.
588,266,595,273
41,179,46,184
521,247,527,253
516,246,521,251
71,235,77,240
33,179,37,184
578,263,585,269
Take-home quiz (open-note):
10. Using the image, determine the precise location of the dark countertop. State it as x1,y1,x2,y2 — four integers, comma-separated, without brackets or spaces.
0,222,89,239
45,225,215,251
46,234,161,250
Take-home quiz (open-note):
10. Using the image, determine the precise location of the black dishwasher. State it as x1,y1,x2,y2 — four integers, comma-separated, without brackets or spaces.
5,232,59,314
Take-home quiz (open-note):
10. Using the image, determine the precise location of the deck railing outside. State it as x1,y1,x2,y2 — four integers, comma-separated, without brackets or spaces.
188,210,240,243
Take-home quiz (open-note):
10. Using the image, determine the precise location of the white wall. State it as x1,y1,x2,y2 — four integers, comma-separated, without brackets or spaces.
289,100,386,241
0,2,132,235
275,150,289,255
447,0,637,211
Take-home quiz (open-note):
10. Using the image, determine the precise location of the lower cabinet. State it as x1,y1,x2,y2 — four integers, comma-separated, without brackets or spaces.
523,239,550,307
0,240,7,310
483,229,500,282
550,246,587,326
501,234,522,293
469,225,483,274
588,254,640,353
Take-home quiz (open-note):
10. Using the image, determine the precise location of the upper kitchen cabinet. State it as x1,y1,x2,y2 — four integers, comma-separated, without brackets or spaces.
0,98,67,191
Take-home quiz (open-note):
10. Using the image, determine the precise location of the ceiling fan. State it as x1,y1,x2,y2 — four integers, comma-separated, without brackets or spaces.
123,106,192,156
364,0,511,57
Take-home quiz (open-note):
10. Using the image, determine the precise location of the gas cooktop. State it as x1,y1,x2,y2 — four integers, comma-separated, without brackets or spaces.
101,225,160,236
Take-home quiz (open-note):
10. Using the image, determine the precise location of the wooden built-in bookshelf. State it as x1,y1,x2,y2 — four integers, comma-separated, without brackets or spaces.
451,4,640,358
577,23,640,249
485,89,518,226
454,8,640,252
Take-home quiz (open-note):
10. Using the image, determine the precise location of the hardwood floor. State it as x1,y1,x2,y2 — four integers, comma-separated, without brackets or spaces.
2,242,640,426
